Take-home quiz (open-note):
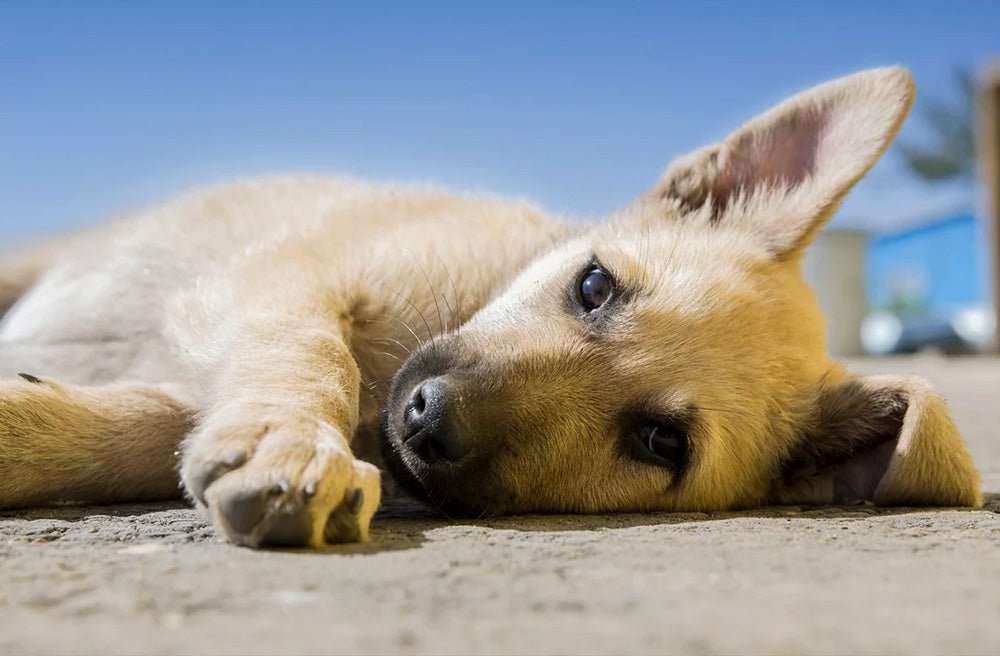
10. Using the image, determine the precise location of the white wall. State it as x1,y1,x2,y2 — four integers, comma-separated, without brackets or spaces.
802,230,868,357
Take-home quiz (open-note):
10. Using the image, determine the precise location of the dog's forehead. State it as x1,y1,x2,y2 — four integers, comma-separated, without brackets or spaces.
468,236,592,322
598,227,759,315
469,226,763,331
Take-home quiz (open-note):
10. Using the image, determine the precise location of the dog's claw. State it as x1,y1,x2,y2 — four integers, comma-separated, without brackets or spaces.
17,373,43,385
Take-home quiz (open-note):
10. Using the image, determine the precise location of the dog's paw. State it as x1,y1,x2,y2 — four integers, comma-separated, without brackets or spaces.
180,409,380,548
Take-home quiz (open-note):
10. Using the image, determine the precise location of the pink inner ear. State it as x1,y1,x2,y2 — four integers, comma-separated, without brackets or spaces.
714,106,828,198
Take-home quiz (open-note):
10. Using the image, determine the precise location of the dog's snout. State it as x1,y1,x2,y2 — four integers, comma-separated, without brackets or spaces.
402,378,447,440
402,377,471,464
403,380,431,436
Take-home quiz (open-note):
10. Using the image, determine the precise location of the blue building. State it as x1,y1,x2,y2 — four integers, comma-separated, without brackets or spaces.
865,212,988,318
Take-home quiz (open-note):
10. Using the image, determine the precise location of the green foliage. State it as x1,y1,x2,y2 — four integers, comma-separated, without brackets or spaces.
897,69,977,182
878,292,930,319
874,271,931,320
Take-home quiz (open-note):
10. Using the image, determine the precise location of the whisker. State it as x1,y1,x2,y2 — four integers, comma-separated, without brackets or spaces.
367,377,392,393
406,249,447,335
372,337,413,356
365,314,423,348
438,290,455,334
358,376,386,404
433,249,461,335
381,284,436,347
377,350,405,364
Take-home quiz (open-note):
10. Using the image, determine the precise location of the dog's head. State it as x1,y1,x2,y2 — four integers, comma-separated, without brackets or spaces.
380,67,982,516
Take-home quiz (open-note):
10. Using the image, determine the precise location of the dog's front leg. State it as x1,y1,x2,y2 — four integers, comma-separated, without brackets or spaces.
179,282,380,548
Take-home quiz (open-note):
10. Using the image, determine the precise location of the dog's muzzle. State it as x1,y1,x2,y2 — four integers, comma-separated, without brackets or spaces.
399,376,473,465
380,344,507,517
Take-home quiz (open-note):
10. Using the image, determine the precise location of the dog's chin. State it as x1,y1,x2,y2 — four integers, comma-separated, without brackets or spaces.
378,417,430,502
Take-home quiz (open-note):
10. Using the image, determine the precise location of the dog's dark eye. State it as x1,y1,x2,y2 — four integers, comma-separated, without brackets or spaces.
619,411,692,474
637,422,688,467
579,267,613,310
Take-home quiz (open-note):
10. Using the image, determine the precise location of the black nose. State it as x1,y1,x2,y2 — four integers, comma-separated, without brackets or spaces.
402,377,471,464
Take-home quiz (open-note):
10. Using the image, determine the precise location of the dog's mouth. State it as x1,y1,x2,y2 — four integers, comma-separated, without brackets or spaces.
377,344,507,518
378,408,433,503
378,410,504,518
377,346,445,509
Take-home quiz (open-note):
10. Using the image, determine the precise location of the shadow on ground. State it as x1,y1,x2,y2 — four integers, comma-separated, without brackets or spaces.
4,492,995,553
374,491,1000,533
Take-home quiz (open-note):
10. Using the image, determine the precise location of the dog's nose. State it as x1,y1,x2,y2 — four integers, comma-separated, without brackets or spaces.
402,377,471,463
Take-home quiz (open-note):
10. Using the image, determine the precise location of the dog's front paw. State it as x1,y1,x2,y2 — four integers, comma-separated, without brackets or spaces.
180,410,380,548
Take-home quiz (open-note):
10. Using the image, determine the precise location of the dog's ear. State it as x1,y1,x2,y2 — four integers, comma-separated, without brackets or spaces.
773,374,982,507
650,67,915,259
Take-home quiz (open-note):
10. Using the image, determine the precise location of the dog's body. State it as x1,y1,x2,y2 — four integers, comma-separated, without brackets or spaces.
0,178,568,541
0,68,983,547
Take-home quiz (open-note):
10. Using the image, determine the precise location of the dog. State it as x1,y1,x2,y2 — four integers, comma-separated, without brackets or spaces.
0,67,982,548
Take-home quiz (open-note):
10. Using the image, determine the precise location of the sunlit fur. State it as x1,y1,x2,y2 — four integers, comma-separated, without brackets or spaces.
0,67,981,548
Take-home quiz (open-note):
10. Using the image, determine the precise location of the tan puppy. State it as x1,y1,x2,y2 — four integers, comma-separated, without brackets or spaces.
0,67,982,548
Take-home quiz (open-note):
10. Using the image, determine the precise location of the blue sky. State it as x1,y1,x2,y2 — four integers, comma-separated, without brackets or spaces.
2,0,998,241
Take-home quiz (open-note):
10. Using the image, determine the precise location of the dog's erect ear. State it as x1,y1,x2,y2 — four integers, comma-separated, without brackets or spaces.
773,374,982,507
650,67,915,258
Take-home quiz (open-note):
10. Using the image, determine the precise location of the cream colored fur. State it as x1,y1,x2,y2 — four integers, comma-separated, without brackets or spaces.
0,67,982,548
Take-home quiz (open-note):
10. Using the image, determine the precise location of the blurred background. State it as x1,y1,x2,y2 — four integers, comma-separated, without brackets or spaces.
2,0,999,356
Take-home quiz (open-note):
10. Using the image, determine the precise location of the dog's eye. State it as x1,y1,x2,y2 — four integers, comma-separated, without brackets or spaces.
579,267,613,310
637,422,688,467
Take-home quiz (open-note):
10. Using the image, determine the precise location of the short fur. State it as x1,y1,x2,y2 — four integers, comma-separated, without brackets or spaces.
0,68,982,547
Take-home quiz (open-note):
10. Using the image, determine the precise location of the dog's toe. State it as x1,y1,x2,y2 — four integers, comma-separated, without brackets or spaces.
184,460,226,506
191,418,382,548
324,463,381,544
209,477,307,547
217,485,271,536
183,448,247,505
261,506,313,546
209,476,375,548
